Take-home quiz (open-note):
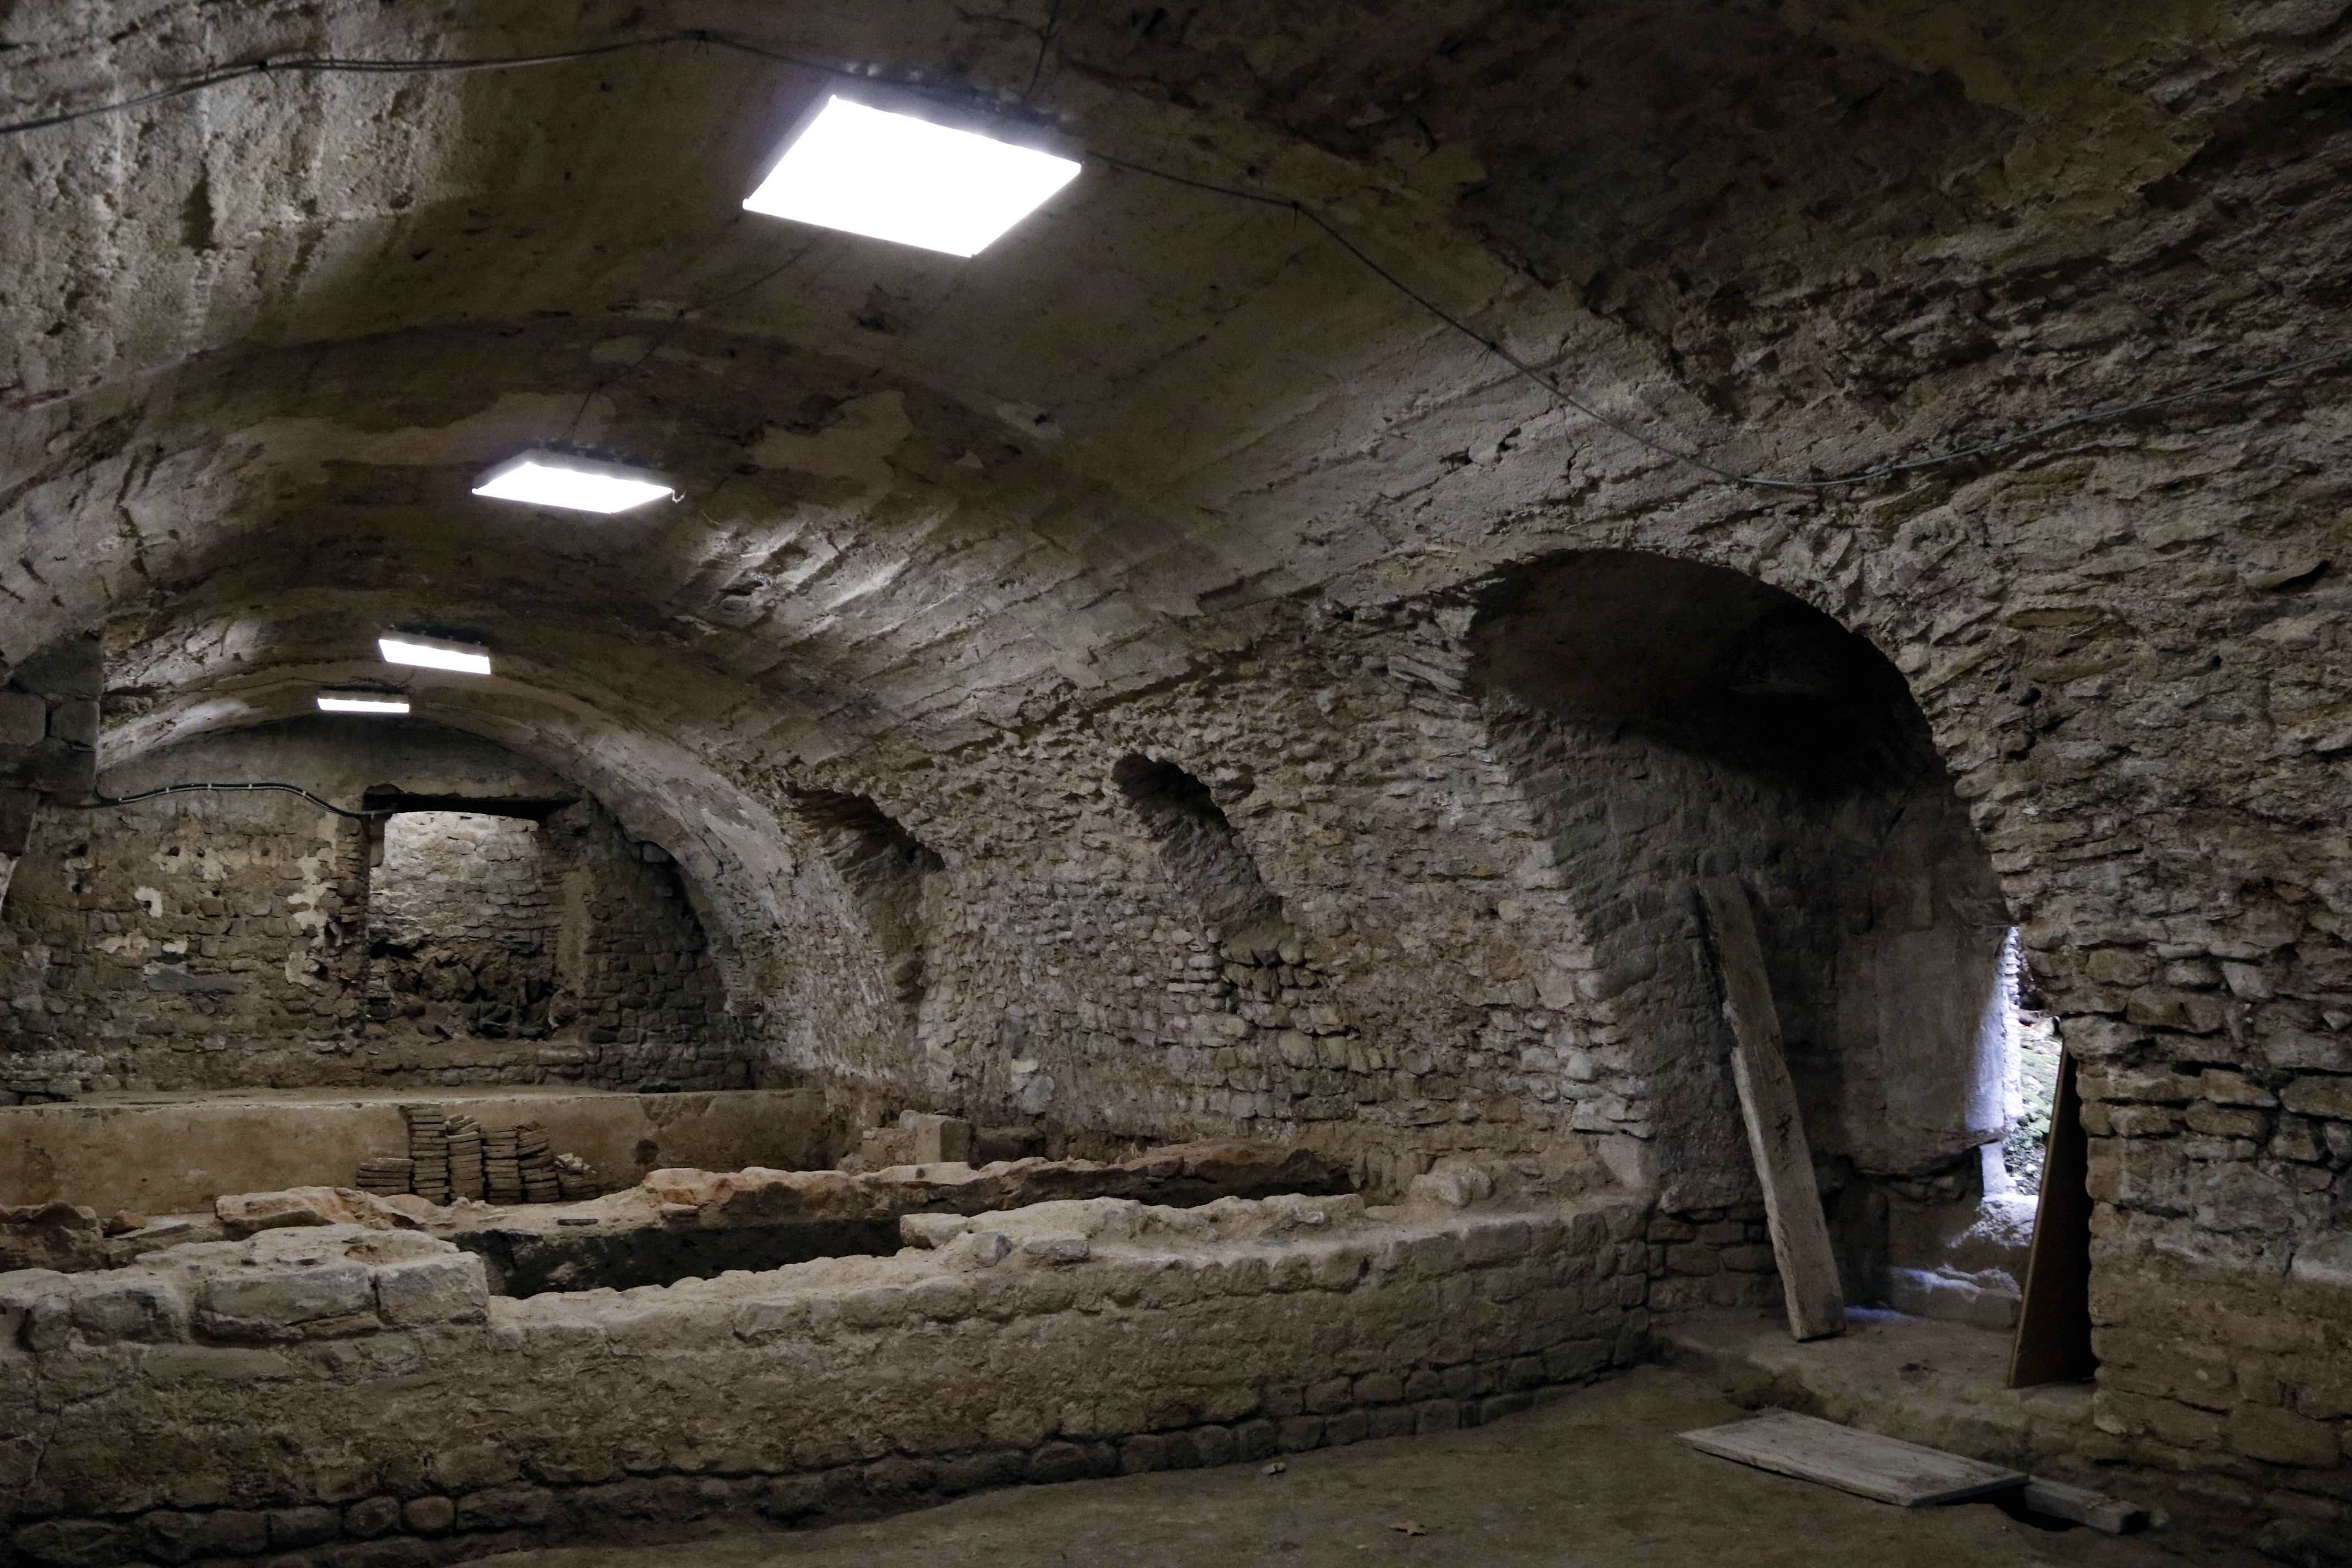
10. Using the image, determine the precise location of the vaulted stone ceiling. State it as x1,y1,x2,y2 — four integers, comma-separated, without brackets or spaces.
4,0,2346,880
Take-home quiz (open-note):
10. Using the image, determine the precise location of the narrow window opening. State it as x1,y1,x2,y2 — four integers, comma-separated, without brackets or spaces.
1999,929,2064,1196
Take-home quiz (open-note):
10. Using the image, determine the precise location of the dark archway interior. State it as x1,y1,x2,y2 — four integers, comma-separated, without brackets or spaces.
1469,551,1942,793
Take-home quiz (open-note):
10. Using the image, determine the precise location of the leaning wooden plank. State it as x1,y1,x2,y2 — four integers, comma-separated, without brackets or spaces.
1697,878,1845,1341
1680,1410,2027,1507
2010,1049,2098,1386
2024,1477,2148,1534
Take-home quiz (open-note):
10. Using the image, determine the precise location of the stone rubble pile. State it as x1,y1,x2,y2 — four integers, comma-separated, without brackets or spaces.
636,1139,1349,1231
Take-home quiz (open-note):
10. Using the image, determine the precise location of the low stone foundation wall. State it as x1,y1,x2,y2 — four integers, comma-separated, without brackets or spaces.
1,1189,1654,1566
0,1087,826,1216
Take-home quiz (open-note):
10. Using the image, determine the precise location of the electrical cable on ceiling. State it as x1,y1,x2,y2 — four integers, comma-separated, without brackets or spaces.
91,781,393,818
3,30,2345,494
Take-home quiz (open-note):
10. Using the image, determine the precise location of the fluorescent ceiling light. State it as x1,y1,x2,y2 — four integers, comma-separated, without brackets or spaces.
317,694,410,715
379,634,492,676
472,451,675,515
743,95,1081,257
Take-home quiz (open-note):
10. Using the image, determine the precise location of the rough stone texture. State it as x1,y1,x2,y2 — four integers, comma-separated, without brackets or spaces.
0,723,742,1093
0,1088,829,1216
0,1189,1656,1559
371,812,562,1038
3,0,2352,1546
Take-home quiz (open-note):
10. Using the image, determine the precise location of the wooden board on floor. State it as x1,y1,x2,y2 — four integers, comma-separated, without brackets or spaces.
2010,1049,2098,1387
2024,1476,2148,1534
1698,878,1845,1341
1680,1410,2028,1507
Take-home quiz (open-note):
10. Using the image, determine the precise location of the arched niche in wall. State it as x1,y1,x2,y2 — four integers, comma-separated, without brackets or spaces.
783,790,944,1016
1111,754,1291,952
1467,549,2040,1321
0,714,738,1096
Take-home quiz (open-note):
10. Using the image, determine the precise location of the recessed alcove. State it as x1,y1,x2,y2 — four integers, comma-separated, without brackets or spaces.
1469,550,2048,1327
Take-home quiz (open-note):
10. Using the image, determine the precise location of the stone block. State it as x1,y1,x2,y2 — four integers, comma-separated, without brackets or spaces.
8,1520,132,1567
48,699,98,747
1413,1400,1461,1434
454,1485,562,1531
1189,1425,1238,1468
266,1507,341,1549
0,693,45,749
2229,1403,2342,1467
139,1513,206,1565
1303,1375,1353,1415
427,1443,519,1494
339,1499,400,1540
2284,1078,2352,1120
1026,1441,1111,1484
1118,1433,1175,1474
901,1113,973,1164
1276,1415,1326,1452
373,1254,487,1326
197,1510,268,1556
1233,1418,1279,1462
67,1273,188,1343
197,1264,373,1337
401,1496,455,1536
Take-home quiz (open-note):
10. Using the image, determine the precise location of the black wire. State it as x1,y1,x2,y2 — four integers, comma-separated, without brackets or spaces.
91,782,393,819
7,35,2347,493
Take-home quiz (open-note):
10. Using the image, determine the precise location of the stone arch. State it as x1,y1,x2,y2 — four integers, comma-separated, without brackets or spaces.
1110,753,1290,949
1466,548,2024,1314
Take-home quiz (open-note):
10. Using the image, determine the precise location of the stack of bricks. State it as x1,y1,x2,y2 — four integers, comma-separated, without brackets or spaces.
519,1123,559,1202
554,1152,601,1201
483,1126,524,1204
402,1104,450,1204
355,1156,413,1197
445,1115,486,1200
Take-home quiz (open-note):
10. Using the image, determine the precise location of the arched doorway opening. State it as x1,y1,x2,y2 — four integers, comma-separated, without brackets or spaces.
1467,549,2066,1330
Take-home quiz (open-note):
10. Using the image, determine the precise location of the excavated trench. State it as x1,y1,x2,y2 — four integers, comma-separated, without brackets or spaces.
451,1215,906,1297
433,1141,1358,1297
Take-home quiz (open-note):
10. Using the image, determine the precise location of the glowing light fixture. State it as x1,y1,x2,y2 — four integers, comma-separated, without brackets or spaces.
316,694,410,715
743,94,1081,257
379,634,492,676
471,451,675,515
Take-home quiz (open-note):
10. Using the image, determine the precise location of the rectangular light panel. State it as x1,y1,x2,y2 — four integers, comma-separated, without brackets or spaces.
317,695,411,715
379,635,493,676
743,95,1081,257
472,451,675,515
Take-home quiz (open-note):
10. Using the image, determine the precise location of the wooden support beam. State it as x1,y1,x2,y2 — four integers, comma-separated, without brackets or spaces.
1698,878,1845,1342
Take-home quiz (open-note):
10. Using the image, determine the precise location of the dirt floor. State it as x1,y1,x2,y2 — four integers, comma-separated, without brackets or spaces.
486,1366,2271,1568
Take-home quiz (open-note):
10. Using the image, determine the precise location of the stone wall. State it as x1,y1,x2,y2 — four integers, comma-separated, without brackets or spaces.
0,722,744,1097
759,573,2017,1245
0,1189,1668,1564
369,812,560,1040
0,789,370,1097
